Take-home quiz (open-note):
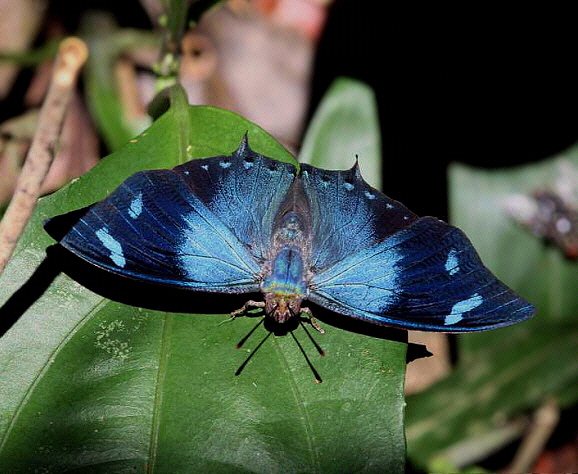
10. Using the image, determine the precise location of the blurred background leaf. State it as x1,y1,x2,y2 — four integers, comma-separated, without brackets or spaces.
80,13,160,151
299,77,381,189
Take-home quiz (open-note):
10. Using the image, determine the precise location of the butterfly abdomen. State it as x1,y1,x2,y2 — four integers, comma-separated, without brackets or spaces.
261,246,308,323
262,247,307,295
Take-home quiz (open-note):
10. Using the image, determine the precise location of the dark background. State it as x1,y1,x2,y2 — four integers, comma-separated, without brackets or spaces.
7,2,578,222
307,3,578,220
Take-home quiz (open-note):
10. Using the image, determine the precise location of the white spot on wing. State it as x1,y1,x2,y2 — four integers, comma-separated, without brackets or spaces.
128,192,143,219
364,191,375,200
445,248,459,275
243,161,254,169
96,227,126,267
219,161,232,168
444,293,483,325
344,182,354,191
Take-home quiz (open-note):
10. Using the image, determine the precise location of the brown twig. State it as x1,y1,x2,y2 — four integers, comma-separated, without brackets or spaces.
506,398,560,473
0,37,88,276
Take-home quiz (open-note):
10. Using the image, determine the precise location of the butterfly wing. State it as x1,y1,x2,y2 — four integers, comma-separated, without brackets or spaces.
299,162,419,271
309,216,535,331
300,163,535,331
48,137,297,293
181,136,298,259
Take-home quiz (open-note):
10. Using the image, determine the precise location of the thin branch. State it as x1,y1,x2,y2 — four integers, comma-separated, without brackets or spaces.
0,37,88,276
506,398,559,473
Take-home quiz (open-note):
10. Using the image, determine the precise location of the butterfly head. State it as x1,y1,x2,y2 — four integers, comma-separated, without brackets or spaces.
264,292,303,324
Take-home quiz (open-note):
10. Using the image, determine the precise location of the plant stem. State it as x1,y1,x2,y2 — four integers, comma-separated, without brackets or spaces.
0,37,88,275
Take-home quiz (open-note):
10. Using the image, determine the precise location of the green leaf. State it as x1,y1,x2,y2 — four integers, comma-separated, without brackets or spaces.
406,146,578,470
1,92,406,471
299,77,382,189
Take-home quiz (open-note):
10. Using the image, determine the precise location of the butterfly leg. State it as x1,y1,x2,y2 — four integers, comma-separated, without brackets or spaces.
231,300,266,319
299,306,325,334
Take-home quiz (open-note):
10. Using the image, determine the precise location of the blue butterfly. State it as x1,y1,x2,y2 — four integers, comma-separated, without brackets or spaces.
47,135,535,333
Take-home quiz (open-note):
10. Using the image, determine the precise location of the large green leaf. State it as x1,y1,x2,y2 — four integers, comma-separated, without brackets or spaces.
406,147,578,470
0,86,406,472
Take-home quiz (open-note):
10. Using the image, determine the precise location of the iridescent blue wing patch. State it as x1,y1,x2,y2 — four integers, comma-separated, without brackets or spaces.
309,212,534,332
52,137,296,293
300,163,419,270
179,137,297,259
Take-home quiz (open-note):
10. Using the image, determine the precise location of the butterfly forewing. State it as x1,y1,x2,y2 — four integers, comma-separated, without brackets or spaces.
54,138,296,293
59,169,260,292
174,137,297,260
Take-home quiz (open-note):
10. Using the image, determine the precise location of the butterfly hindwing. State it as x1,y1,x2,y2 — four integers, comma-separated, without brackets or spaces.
309,216,534,331
53,137,296,293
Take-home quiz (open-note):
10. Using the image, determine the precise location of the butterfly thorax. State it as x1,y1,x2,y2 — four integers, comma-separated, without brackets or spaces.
262,210,310,323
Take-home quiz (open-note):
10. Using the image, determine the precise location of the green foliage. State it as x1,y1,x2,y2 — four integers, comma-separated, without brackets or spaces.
0,39,60,66
0,82,406,472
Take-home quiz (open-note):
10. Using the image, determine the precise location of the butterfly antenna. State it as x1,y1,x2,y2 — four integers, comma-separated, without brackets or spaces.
290,330,323,383
299,319,325,356
236,318,264,349
235,330,272,376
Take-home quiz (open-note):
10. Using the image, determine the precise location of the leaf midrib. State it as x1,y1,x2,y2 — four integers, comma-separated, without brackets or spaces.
271,333,319,472
147,311,172,473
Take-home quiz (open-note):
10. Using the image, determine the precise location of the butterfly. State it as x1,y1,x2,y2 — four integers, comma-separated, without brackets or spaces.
46,134,535,334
